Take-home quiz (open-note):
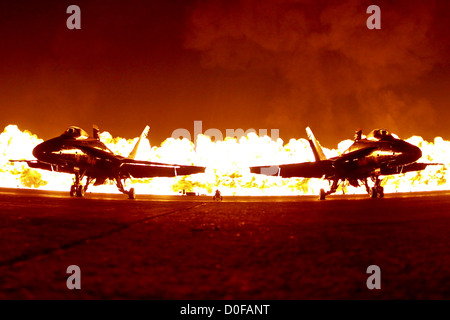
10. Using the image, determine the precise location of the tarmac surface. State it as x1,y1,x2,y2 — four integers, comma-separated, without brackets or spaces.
0,187,449,300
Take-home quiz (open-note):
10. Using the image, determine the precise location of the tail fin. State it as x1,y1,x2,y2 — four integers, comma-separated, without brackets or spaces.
306,127,327,161
127,125,150,160
93,125,100,140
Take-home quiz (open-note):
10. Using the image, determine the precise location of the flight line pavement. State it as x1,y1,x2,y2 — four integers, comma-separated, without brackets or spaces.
0,188,449,300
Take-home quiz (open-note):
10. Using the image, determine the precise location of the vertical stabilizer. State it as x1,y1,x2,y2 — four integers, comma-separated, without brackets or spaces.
93,125,100,140
127,125,150,160
306,127,327,161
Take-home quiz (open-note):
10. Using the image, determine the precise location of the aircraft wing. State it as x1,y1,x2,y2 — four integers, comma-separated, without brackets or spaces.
9,160,75,174
10,160,52,170
120,160,206,178
250,160,334,178
380,162,443,175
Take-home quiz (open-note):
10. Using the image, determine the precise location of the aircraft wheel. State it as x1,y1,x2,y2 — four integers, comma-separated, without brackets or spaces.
128,188,136,200
319,189,326,200
70,185,77,197
76,185,85,197
377,186,384,198
370,187,378,198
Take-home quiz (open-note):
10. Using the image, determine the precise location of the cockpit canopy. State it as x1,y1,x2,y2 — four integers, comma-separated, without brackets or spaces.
62,126,89,139
366,129,395,141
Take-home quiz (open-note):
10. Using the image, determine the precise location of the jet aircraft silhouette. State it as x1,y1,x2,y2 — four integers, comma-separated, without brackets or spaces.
250,127,440,200
11,125,205,199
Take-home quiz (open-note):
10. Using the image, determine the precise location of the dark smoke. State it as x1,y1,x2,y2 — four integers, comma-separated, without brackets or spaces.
185,0,449,145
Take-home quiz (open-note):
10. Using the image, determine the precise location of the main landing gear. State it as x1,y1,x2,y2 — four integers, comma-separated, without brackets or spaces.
69,172,136,199
318,176,384,200
319,179,340,200
115,177,136,199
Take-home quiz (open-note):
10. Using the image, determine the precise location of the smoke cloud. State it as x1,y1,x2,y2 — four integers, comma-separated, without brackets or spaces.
185,0,449,145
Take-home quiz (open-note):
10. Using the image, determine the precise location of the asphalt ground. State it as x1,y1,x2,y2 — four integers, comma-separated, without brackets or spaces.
0,188,449,300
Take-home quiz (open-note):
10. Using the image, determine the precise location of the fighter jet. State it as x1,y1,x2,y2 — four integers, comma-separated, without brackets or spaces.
11,125,205,199
250,127,440,200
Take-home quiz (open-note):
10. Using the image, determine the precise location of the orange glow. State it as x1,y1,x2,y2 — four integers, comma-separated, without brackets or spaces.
1,124,449,196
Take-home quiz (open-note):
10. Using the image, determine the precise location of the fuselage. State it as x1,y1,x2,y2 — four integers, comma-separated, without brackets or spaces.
32,127,122,179
334,129,422,179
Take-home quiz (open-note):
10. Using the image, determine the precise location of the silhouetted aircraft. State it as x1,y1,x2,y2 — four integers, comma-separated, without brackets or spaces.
11,125,205,199
250,127,440,200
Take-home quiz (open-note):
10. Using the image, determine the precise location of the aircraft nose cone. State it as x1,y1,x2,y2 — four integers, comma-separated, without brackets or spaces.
395,141,422,165
32,141,47,159
405,143,422,163
410,144,422,162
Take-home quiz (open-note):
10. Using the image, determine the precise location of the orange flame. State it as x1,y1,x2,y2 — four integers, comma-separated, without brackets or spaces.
1,124,449,196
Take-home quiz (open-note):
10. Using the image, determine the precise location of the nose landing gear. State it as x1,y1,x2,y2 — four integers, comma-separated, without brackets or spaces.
365,176,384,198
69,171,91,197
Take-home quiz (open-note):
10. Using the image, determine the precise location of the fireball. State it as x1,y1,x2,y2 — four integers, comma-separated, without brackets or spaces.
1,124,449,196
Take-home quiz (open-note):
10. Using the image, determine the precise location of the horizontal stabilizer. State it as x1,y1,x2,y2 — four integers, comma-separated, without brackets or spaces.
175,165,207,176
250,165,280,176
